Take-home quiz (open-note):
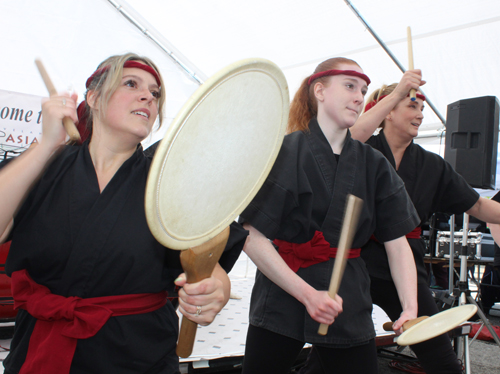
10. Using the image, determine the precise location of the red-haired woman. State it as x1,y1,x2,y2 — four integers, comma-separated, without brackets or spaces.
239,58,419,374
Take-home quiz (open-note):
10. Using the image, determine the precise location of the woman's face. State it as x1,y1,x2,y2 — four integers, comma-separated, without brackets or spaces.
386,96,425,139
315,63,368,129
100,66,160,141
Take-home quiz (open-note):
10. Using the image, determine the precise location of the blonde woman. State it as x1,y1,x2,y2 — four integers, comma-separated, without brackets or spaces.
0,53,244,374
349,71,500,373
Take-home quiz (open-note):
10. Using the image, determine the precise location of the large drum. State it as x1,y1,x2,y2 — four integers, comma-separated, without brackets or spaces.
145,58,289,356
395,304,477,346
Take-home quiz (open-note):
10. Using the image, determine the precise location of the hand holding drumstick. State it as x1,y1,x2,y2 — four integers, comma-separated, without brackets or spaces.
35,59,81,142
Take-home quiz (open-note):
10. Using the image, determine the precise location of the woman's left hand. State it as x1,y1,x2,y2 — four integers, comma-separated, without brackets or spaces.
175,274,226,326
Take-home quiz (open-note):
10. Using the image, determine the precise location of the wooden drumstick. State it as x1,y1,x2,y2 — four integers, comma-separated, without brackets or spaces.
383,315,428,332
407,27,416,101
35,59,81,142
318,195,363,336
176,226,230,358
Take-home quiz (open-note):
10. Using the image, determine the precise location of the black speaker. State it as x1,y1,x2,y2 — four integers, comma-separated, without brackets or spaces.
444,96,499,189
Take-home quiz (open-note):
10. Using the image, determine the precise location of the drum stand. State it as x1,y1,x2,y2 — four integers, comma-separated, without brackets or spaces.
448,214,500,373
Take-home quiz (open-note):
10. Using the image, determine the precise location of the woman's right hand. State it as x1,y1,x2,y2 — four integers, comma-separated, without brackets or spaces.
40,92,79,151
303,290,343,325
392,69,425,100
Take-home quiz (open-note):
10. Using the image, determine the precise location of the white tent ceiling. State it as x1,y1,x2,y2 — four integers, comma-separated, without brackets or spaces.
1,0,499,151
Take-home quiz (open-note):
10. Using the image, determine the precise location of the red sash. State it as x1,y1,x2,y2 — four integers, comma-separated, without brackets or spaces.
11,269,168,374
273,231,361,272
405,226,422,239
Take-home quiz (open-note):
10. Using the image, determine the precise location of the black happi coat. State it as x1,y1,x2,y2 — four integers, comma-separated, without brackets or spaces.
3,142,245,374
240,119,419,347
486,191,500,267
363,130,480,283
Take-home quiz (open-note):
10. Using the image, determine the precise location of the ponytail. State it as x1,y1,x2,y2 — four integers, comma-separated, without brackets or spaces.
287,77,316,134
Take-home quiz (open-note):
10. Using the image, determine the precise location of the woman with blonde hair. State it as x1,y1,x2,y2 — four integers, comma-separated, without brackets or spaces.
0,53,245,374
239,57,419,374
348,70,500,373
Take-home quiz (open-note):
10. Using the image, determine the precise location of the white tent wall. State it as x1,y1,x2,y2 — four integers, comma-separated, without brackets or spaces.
0,0,199,147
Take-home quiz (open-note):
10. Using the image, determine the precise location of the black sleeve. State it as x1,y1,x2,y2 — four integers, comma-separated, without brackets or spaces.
434,158,479,214
240,178,299,240
492,191,500,203
218,222,248,273
374,187,420,243
371,152,420,242
489,191,500,266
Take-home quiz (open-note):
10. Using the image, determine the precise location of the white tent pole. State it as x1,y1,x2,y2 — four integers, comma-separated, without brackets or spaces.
345,0,446,126
106,0,205,85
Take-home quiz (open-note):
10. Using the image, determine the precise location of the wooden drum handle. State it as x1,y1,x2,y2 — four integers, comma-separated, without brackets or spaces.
383,316,428,332
176,227,230,358
35,59,81,142
318,195,363,336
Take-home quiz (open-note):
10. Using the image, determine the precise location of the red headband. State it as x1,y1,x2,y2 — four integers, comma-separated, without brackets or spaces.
85,60,161,88
307,69,371,86
364,93,426,112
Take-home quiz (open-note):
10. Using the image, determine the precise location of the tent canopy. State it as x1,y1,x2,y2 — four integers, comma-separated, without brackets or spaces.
1,0,499,150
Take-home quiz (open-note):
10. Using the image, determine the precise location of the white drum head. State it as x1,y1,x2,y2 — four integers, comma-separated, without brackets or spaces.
396,304,477,346
145,58,289,249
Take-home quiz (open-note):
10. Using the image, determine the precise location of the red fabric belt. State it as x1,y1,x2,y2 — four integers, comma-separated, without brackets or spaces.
405,226,422,239
273,231,360,272
11,269,168,374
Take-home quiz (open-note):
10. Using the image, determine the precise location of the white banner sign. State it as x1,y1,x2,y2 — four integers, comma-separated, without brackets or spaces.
0,89,43,160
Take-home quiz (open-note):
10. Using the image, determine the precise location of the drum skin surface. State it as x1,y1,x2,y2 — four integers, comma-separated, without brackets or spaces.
146,58,289,250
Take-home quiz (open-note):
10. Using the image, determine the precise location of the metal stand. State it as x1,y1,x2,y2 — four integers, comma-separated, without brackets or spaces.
448,214,500,374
